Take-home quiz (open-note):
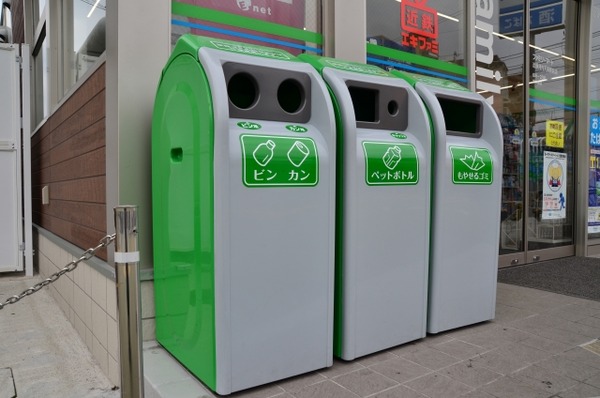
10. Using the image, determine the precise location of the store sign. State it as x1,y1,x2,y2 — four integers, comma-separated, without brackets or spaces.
546,120,564,148
400,0,439,56
475,0,502,105
542,151,567,220
185,0,306,54
499,0,565,34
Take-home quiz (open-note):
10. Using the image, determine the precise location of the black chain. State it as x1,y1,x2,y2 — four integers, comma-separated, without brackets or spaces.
0,234,116,310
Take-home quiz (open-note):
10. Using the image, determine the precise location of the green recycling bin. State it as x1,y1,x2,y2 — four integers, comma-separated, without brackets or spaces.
152,35,336,395
392,71,503,334
300,55,432,360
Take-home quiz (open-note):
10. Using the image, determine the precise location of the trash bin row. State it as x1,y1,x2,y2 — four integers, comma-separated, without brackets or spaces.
151,35,503,396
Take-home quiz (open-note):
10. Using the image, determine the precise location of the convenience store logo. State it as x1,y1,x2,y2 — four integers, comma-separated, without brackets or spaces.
475,1,502,105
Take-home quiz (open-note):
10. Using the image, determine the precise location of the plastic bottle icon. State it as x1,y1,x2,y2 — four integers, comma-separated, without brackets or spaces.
253,140,276,166
287,141,310,167
382,145,402,170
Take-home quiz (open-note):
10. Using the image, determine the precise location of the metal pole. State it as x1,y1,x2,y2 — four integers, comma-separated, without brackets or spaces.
114,206,144,398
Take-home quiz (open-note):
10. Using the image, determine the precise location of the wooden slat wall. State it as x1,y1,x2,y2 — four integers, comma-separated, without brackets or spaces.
10,0,25,45
32,64,107,260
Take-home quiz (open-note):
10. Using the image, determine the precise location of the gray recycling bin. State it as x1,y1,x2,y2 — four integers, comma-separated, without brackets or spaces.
392,71,503,334
301,55,432,360
152,35,336,395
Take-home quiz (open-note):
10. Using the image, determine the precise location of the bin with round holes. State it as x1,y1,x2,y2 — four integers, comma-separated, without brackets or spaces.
151,35,336,395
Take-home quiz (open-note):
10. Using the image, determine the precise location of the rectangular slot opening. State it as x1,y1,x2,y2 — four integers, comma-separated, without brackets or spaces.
437,96,481,136
349,86,378,122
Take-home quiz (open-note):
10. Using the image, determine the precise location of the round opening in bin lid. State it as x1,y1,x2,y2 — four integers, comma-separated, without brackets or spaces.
278,79,306,114
228,72,259,110
387,100,399,117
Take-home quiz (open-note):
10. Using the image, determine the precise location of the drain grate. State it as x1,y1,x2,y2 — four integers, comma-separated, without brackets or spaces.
0,368,16,398
582,340,600,356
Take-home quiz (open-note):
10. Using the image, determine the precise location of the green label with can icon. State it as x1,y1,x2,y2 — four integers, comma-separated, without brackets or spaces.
362,141,419,186
240,134,319,187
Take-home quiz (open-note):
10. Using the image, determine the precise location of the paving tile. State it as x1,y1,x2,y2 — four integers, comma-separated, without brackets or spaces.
356,351,398,367
561,347,600,370
557,382,600,398
583,372,600,388
0,368,16,398
481,376,551,398
369,385,427,398
486,342,553,365
333,368,397,397
457,325,530,350
394,346,459,370
491,304,537,324
518,334,571,355
469,349,532,375
318,359,364,379
460,390,497,398
230,384,285,398
291,381,358,398
432,340,485,360
439,359,502,388
403,373,472,398
576,315,600,329
543,303,600,322
536,354,600,382
534,326,596,347
277,372,326,394
509,314,567,335
419,332,455,347
553,320,600,339
369,357,431,384
510,294,576,313
511,364,578,395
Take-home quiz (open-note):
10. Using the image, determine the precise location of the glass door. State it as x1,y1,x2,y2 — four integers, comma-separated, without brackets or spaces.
494,0,577,266
525,1,577,262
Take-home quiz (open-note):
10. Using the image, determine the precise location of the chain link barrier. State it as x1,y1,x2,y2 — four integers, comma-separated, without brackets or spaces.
0,234,116,310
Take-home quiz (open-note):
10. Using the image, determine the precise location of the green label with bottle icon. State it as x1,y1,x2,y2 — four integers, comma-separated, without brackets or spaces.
240,134,319,187
362,141,419,186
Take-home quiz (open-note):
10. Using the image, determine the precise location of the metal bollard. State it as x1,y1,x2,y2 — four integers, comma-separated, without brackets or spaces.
114,206,144,398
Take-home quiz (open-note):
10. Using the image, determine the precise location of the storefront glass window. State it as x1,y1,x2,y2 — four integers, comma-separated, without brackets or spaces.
62,0,106,95
171,0,322,56
589,2,600,238
473,2,526,255
366,0,467,85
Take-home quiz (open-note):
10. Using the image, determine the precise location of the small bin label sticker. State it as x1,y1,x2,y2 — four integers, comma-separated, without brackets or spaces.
240,134,319,187
450,146,493,185
362,141,419,186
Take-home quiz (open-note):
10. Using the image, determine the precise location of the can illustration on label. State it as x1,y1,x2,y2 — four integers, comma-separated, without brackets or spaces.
287,141,310,167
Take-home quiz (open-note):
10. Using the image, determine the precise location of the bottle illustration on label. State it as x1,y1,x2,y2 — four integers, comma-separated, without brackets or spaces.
252,139,276,166
287,141,310,167
382,145,402,170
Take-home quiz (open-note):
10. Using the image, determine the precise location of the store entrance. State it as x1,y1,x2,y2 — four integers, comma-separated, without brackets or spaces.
495,1,578,267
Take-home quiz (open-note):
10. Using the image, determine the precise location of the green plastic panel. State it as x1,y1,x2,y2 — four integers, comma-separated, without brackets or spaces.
152,51,217,389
